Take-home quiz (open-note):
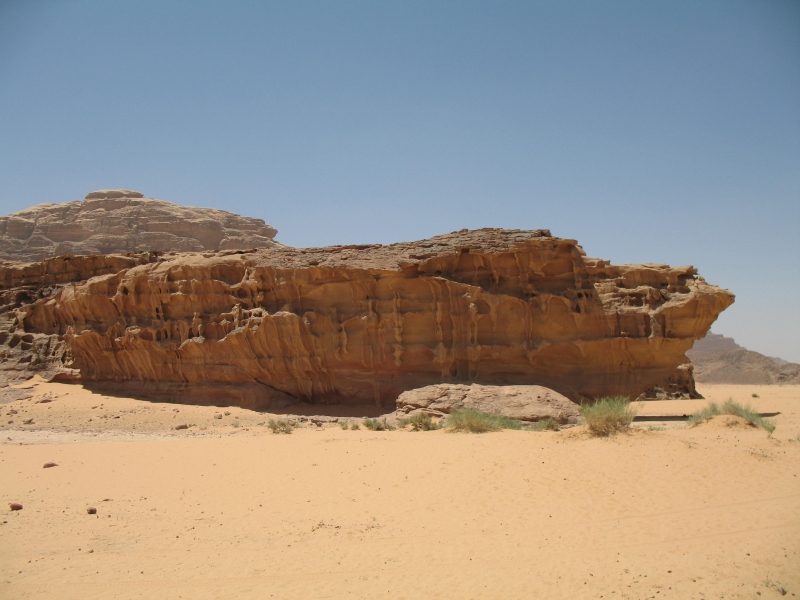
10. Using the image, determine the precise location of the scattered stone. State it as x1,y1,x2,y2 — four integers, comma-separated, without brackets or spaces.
224,411,231,416
22,418,33,425
174,424,189,430
213,414,222,419
9,503,22,511
43,462,58,468
87,507,97,515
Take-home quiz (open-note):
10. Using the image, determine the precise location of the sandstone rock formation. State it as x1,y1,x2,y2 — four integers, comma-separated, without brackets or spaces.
0,252,162,387
0,227,734,408
638,363,701,399
396,383,580,423
0,190,278,262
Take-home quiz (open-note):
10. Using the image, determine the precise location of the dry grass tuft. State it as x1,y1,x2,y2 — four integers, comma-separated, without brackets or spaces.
363,418,395,431
445,409,522,433
529,418,560,432
580,396,636,436
399,413,442,431
688,399,775,434
267,419,293,434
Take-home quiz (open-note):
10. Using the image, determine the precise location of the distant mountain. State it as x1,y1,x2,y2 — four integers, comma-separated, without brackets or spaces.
0,189,279,263
688,333,800,385
687,333,742,356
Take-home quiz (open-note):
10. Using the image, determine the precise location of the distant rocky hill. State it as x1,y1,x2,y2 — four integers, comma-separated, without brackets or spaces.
0,189,278,262
688,333,800,385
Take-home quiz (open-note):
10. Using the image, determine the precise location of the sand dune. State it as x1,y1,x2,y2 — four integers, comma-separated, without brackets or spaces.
1,381,798,599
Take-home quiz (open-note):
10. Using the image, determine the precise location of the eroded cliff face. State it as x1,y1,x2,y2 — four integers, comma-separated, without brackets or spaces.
1,229,734,408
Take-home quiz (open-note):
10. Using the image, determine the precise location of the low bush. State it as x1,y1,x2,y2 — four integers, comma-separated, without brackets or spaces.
445,408,523,433
688,399,775,434
339,421,349,430
580,396,636,436
363,418,395,431
267,419,293,434
529,417,560,432
399,412,442,431
350,422,360,430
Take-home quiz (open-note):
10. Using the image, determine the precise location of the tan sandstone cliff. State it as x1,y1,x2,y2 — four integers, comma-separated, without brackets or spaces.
0,189,278,262
0,227,734,409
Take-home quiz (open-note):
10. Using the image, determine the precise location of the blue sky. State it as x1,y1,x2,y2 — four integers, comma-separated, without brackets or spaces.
1,1,798,361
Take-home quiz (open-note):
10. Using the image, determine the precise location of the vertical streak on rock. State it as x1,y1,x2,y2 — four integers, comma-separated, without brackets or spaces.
392,291,404,367
467,291,480,379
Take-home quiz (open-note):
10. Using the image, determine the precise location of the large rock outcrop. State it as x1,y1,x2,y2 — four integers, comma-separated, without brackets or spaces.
0,190,278,262
0,228,734,408
396,383,580,423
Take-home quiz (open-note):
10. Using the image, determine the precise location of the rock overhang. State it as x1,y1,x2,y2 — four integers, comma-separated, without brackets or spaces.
0,227,734,408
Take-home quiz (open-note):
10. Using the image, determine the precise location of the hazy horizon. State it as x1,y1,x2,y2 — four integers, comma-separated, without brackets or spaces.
1,1,798,361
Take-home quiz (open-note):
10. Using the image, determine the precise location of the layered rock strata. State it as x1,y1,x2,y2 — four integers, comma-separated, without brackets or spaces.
0,190,278,262
0,228,734,408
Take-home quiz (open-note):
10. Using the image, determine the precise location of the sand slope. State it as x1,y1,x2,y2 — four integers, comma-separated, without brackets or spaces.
1,383,799,599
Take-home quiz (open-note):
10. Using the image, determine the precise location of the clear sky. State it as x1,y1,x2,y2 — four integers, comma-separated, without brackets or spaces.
1,1,798,361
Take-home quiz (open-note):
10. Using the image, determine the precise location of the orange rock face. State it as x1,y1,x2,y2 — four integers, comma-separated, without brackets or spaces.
3,228,734,408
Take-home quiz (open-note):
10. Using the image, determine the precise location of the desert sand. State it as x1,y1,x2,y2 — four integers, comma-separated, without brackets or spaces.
1,381,798,599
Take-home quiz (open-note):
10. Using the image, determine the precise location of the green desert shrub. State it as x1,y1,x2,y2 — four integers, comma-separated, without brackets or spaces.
267,419,293,434
688,399,775,434
363,418,395,431
399,412,442,431
339,421,349,430
529,417,560,432
445,408,523,433
580,396,636,436
350,422,360,430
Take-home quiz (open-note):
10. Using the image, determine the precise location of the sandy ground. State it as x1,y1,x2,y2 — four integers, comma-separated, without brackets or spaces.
0,380,798,599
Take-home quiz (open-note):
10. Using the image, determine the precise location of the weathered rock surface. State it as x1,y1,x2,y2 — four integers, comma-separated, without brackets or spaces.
0,252,162,387
0,227,734,408
396,383,580,423
638,363,702,399
0,190,278,262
